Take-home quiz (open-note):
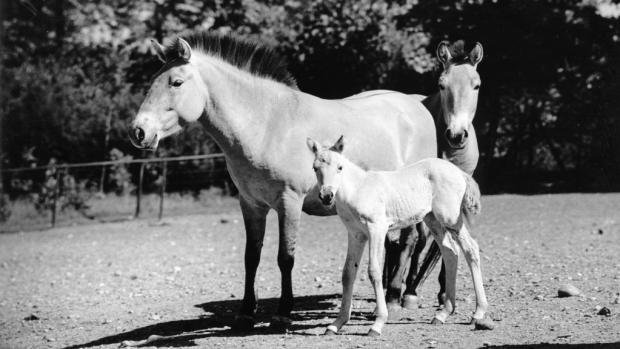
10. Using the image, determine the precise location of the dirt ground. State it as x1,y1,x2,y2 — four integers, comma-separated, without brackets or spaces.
1,193,619,349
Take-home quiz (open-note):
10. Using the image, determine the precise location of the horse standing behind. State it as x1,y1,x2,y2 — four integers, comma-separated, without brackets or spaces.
129,31,437,330
307,136,488,336
383,40,484,310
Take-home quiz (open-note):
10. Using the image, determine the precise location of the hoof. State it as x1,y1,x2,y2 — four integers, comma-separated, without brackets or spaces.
367,329,381,337
401,294,419,310
387,303,403,321
269,315,292,331
473,318,495,331
324,327,338,336
430,317,444,325
231,314,255,331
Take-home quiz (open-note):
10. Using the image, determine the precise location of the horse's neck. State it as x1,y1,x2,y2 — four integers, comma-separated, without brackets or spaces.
337,158,368,205
195,55,295,159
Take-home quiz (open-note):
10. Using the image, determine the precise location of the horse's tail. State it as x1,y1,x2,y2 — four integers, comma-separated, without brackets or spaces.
410,238,441,292
461,171,482,226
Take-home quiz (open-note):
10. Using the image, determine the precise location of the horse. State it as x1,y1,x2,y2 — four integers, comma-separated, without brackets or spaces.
128,31,437,330
383,40,484,311
306,135,488,336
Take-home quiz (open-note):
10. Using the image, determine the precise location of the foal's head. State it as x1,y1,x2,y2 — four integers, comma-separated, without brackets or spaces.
130,38,208,150
436,40,483,149
306,136,346,207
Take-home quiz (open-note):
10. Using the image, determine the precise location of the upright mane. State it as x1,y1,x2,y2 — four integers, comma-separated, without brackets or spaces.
164,31,297,88
447,40,474,65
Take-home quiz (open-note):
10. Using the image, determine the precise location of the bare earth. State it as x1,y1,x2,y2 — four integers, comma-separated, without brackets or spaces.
1,194,619,349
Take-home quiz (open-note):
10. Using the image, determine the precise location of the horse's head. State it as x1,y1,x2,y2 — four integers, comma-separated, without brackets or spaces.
130,38,207,150
306,135,346,207
436,41,483,149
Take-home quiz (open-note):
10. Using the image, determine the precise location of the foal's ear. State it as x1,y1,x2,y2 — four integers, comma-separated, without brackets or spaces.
470,42,483,67
176,38,192,61
330,135,345,153
306,138,319,154
436,41,452,68
150,39,166,63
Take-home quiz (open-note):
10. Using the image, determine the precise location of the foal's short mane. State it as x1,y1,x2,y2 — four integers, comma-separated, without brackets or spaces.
446,40,474,65
164,31,297,88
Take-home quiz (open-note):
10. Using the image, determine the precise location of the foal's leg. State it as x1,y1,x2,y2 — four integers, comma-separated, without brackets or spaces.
454,225,488,322
234,196,269,330
325,228,367,335
271,193,303,329
367,223,389,336
402,223,428,309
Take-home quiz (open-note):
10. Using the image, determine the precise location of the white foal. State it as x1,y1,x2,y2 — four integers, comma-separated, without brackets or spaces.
307,136,489,336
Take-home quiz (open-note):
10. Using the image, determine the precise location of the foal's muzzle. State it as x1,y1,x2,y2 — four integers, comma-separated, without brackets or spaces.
318,187,335,207
445,128,468,149
129,126,158,150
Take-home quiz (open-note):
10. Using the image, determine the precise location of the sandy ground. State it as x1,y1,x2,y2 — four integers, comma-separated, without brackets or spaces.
1,193,619,349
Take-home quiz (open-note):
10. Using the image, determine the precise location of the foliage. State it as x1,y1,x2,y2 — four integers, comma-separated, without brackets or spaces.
2,0,620,194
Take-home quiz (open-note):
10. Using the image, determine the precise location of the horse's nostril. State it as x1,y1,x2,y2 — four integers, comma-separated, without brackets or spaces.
463,129,469,139
135,127,145,142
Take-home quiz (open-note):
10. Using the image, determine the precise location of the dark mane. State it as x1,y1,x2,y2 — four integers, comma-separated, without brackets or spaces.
164,31,297,88
447,40,473,65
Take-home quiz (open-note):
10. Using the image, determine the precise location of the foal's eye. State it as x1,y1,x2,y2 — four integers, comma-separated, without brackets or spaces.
337,165,343,171
439,84,446,90
171,79,184,87
473,84,480,90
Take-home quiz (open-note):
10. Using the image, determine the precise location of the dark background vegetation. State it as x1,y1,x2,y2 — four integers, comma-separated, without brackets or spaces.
2,0,620,197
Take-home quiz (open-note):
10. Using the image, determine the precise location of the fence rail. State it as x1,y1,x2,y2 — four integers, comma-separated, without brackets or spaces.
1,153,226,228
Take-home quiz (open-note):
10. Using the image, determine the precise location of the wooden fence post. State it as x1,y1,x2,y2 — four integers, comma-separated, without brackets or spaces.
134,162,145,218
158,161,167,221
51,168,62,227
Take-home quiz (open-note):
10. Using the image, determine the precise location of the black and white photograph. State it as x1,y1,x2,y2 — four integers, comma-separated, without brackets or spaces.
1,0,619,348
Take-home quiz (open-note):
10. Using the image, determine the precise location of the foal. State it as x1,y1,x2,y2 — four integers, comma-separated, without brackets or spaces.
307,136,488,336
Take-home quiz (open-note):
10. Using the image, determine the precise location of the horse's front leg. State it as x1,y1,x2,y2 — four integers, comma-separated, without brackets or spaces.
270,192,303,330
384,227,416,315
233,196,269,330
325,227,367,335
432,231,458,325
367,223,389,336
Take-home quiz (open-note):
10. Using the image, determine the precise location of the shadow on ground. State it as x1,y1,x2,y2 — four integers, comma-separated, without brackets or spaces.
64,293,342,348
486,344,620,349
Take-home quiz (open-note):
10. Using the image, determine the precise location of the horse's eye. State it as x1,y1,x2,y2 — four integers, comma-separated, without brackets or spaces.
473,84,480,90
337,165,343,171
439,84,446,90
171,79,184,87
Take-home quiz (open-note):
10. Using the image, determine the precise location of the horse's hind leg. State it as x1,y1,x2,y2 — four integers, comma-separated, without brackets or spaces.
454,225,488,323
233,196,269,330
402,223,428,309
271,193,303,330
425,217,458,324
326,227,366,335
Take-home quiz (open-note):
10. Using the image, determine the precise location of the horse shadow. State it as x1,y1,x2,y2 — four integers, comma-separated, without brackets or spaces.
63,293,354,348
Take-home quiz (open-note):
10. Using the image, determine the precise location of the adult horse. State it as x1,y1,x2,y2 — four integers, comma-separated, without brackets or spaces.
383,40,484,312
129,31,436,330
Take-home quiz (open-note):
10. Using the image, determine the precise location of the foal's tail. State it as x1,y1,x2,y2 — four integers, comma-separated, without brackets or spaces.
461,172,481,226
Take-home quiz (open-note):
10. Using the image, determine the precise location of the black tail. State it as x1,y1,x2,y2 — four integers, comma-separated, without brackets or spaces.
410,239,442,291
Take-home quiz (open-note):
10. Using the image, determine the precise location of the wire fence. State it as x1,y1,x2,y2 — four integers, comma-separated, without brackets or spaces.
0,153,230,231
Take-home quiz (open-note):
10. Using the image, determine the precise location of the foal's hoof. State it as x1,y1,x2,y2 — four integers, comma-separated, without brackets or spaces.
324,327,338,336
473,318,495,331
367,329,381,337
401,294,419,310
269,315,292,331
430,317,444,325
387,303,404,321
231,314,255,331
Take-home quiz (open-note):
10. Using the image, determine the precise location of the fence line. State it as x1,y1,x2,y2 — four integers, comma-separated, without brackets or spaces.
1,153,227,228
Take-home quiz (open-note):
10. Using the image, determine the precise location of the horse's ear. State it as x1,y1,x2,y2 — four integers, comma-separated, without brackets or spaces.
150,39,166,63
331,135,345,153
177,38,192,61
470,42,483,67
306,138,319,154
437,41,452,67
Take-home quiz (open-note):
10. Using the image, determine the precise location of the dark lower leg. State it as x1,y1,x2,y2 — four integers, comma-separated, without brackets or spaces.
274,197,302,320
404,224,427,296
437,261,446,306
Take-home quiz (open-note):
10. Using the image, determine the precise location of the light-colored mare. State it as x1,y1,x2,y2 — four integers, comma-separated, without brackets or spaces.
307,136,487,336
129,33,436,329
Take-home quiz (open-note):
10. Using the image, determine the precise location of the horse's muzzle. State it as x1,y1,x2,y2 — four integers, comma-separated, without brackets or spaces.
445,128,468,149
318,188,335,207
129,126,158,150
